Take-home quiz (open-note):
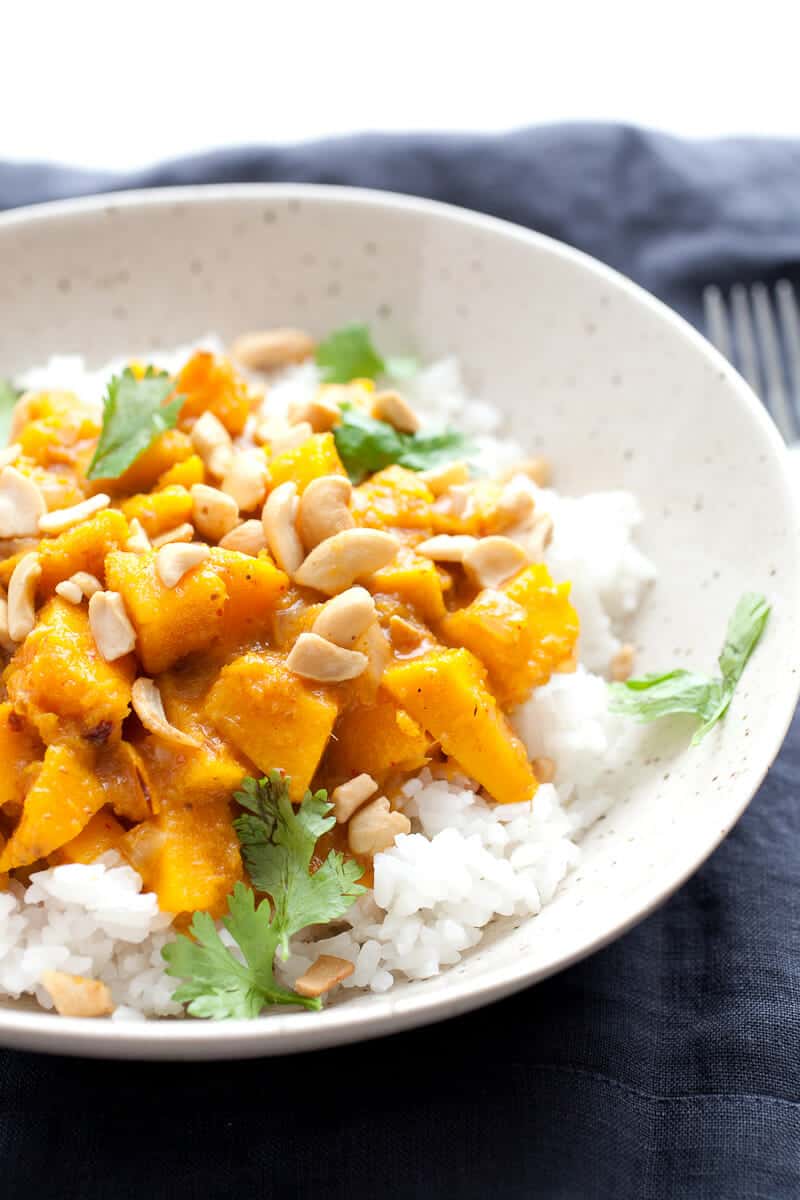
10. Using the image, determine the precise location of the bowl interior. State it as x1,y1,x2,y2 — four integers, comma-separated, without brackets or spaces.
0,185,798,1059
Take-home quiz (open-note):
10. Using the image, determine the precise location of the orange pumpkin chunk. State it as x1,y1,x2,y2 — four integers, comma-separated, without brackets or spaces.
176,351,250,436
38,509,130,595
267,433,346,494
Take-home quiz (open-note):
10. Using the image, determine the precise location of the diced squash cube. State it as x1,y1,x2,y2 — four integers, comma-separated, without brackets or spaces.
366,547,446,623
383,647,536,805
272,591,324,651
127,797,242,917
105,550,228,674
352,466,435,532
176,351,251,436
205,653,338,800
5,598,134,744
208,547,289,646
120,485,193,537
442,564,580,707
322,688,432,787
16,391,100,468
267,433,346,494
90,429,194,496
38,509,130,595
0,742,107,870
0,703,43,814
94,741,155,822
51,809,125,865
431,479,504,536
157,454,205,490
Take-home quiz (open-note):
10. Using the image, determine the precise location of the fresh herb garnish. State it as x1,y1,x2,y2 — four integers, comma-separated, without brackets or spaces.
315,322,417,384
0,379,22,444
333,404,469,484
162,772,365,1019
609,592,770,744
86,367,183,480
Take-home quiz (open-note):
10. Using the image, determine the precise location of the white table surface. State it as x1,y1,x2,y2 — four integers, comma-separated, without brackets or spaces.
4,0,797,170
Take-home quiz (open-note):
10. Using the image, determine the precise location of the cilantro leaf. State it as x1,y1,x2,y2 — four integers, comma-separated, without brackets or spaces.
0,379,21,445
163,772,365,1019
316,323,386,383
609,592,770,745
86,367,183,480
333,404,469,484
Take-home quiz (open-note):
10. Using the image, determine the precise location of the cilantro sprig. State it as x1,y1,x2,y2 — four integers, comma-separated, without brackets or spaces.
333,404,469,485
315,322,417,384
162,772,366,1019
609,592,770,745
86,367,183,480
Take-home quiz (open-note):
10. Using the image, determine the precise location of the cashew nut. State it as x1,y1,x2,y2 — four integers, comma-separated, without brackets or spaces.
231,327,315,371
267,421,313,457
348,796,411,857
221,450,270,512
332,773,378,823
39,492,110,535
418,460,470,495
288,395,342,432
88,591,137,661
0,467,46,538
131,677,202,749
151,522,195,549
7,552,41,642
293,528,399,596
191,411,232,470
262,481,304,574
191,483,239,542
41,971,114,1018
286,631,368,682
55,579,82,604
416,534,478,563
156,542,210,589
500,456,552,487
293,955,355,998
0,594,15,651
218,519,267,556
462,536,528,589
372,390,420,434
125,518,151,554
69,572,103,598
297,474,355,551
312,586,376,647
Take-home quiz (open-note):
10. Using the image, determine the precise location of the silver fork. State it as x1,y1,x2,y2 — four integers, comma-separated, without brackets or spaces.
703,279,800,445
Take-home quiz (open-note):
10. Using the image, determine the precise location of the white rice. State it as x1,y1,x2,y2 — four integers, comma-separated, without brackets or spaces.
2,343,655,1016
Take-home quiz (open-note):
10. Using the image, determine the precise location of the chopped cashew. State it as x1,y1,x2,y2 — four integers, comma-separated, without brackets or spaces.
267,421,313,457
462,536,528,589
500,457,552,487
125,517,151,554
610,643,635,682
7,552,41,642
221,450,270,512
218,519,267,556
348,796,411,857
418,460,470,495
286,631,368,682
293,528,399,596
293,955,355,998
533,756,556,784
38,492,110,535
288,395,342,432
297,474,355,551
520,511,554,560
262,481,304,574
490,484,535,533
55,579,83,604
0,594,15,651
332,773,378,823
372,389,420,434
131,677,202,748
191,483,239,542
156,542,210,589
151,522,195,549
416,534,478,563
0,466,46,538
231,327,315,371
312,586,376,648
88,591,136,661
69,571,103,598
191,411,232,468
389,613,425,651
41,970,114,1018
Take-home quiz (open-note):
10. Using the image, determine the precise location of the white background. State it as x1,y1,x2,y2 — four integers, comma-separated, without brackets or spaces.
3,0,798,169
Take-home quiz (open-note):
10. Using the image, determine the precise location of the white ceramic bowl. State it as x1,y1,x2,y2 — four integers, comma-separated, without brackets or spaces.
0,185,798,1060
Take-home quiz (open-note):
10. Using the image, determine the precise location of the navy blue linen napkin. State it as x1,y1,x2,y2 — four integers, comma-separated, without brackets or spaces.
1,124,799,1200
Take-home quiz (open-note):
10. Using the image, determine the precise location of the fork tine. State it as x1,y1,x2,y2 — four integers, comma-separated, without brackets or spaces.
703,285,733,361
751,283,796,441
775,279,800,436
730,284,762,394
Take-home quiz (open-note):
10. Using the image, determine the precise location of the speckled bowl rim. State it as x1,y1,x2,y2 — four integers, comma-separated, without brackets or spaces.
0,183,798,1060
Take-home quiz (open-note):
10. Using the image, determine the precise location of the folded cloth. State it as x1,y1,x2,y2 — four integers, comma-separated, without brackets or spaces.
1,124,799,1200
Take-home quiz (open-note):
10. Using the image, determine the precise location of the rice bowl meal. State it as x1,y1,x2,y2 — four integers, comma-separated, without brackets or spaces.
0,322,770,1023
